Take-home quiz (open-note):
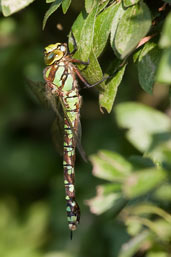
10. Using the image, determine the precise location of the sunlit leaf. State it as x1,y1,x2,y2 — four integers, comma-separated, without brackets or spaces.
76,3,99,61
81,50,104,85
147,132,171,163
123,168,167,198
42,0,62,30
118,230,151,257
99,63,127,113
113,2,151,59
86,184,124,215
156,48,171,84
115,102,171,152
85,0,98,13
93,2,120,57
153,183,171,202
138,42,161,94
1,0,35,16
62,0,71,14
127,203,171,224
110,2,125,51
46,0,56,2
123,0,140,7
90,150,132,182
98,0,110,13
147,251,168,257
159,12,171,48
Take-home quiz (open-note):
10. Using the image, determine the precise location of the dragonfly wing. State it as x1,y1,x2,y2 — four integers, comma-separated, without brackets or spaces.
59,97,87,162
51,118,64,156
27,80,64,156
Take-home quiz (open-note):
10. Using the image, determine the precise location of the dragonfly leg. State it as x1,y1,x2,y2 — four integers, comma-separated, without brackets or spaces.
69,31,78,55
70,58,89,66
73,66,108,88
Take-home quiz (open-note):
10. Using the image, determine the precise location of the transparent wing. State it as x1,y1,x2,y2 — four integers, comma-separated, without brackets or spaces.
27,80,87,162
27,79,64,155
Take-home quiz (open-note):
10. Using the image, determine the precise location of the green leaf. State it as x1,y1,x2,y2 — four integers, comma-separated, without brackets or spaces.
110,2,125,51
85,0,98,13
99,63,127,113
76,3,99,61
90,150,132,182
153,183,171,202
93,2,119,57
159,12,171,48
86,184,124,215
81,50,104,85
42,0,62,30
127,203,171,224
113,2,151,59
62,0,71,14
147,251,169,257
68,11,85,51
147,132,171,163
98,0,110,13
118,231,151,257
123,168,167,198
69,11,105,88
69,15,104,86
137,42,161,94
122,0,140,7
115,102,171,152
156,48,171,84
1,0,35,16
46,0,56,2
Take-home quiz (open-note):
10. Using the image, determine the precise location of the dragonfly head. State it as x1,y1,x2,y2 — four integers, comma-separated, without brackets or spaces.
44,43,67,65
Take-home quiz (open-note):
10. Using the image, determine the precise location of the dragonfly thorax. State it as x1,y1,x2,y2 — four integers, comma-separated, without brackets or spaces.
44,43,67,65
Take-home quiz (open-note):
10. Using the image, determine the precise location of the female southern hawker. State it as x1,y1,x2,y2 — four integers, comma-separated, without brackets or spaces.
43,33,105,237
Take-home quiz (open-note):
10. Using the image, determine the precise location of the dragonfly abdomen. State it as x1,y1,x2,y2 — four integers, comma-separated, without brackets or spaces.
63,89,81,231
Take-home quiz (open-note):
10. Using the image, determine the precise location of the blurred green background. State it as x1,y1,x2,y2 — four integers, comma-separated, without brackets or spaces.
0,1,171,257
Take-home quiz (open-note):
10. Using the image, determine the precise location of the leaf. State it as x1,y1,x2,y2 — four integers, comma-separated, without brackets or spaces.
98,0,110,13
127,203,171,224
147,251,169,257
46,0,56,2
123,168,167,198
147,132,171,163
156,48,171,84
42,0,62,30
123,0,140,7
159,12,171,48
115,102,171,152
153,183,171,202
90,150,132,182
93,2,119,57
110,2,125,50
62,0,71,14
118,230,151,257
99,63,127,113
1,0,35,16
86,184,124,215
113,2,151,59
137,42,161,94
85,0,98,13
76,3,99,61
81,50,104,85
68,11,85,51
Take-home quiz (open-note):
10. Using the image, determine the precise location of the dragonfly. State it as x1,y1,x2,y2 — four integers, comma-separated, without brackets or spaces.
43,32,106,238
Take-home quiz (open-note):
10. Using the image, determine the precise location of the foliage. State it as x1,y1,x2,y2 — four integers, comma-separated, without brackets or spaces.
0,1,171,257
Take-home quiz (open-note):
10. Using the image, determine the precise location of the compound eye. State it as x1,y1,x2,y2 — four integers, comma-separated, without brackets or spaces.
48,52,55,59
